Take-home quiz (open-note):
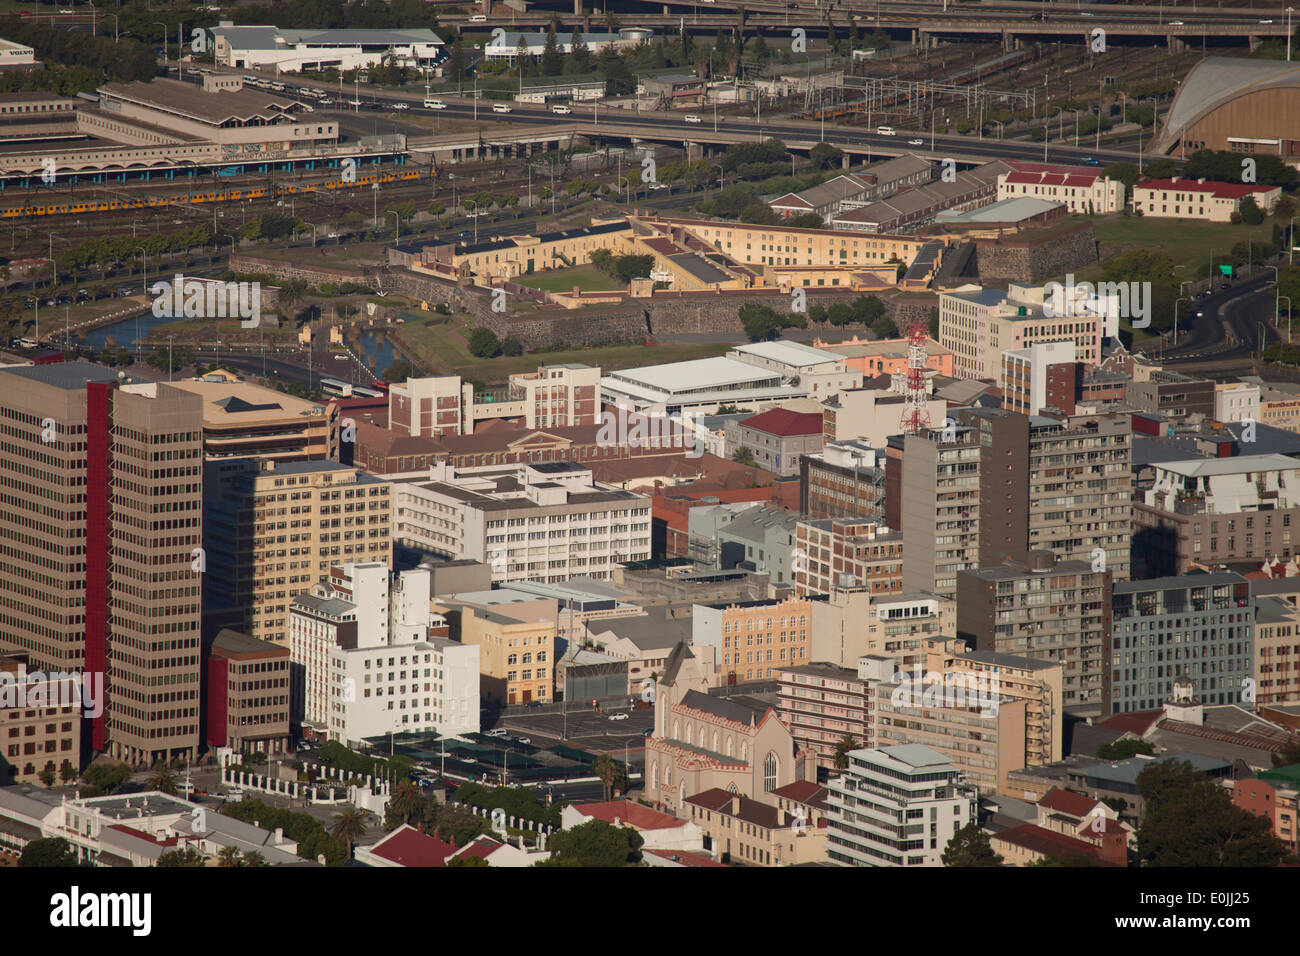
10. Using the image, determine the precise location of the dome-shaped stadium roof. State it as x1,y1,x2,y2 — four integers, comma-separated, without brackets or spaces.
1155,56,1300,153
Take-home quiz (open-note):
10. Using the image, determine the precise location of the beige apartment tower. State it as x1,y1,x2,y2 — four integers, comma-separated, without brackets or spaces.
0,364,204,765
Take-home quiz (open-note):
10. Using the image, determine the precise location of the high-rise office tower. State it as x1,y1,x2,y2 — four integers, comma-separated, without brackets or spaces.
0,364,203,764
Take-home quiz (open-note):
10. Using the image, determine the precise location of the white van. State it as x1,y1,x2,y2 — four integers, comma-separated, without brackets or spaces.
492,103,512,113
468,14,487,21
551,104,572,115
876,125,896,136
425,98,447,109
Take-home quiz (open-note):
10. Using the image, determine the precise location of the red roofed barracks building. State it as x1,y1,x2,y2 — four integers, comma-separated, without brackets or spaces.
996,167,1125,214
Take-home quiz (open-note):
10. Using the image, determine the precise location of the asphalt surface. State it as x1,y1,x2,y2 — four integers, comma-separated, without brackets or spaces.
1160,270,1281,366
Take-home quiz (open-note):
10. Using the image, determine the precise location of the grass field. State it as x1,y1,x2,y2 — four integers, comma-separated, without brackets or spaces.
1080,214,1280,279
517,267,624,294
397,311,732,384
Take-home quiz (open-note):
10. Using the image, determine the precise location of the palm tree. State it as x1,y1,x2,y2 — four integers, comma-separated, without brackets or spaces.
387,781,424,828
331,807,366,858
832,735,858,771
216,846,242,868
592,754,629,801
148,759,178,795
241,850,268,867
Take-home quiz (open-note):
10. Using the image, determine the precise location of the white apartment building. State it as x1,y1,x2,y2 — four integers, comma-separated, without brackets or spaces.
393,461,652,584
288,564,435,730
825,743,978,867
1214,381,1261,424
940,284,1109,381
327,637,480,747
996,169,1125,214
1131,178,1282,222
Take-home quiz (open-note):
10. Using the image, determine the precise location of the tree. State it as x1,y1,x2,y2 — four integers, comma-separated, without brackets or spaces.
383,359,413,381
156,847,207,867
832,735,858,771
149,759,178,795
1136,760,1286,866
1097,737,1156,760
502,337,524,356
433,803,487,846
38,769,55,786
80,761,131,797
447,853,490,867
19,837,80,868
569,25,591,73
1142,158,1178,180
1240,195,1265,226
593,754,630,801
540,23,562,77
385,781,426,830
59,761,76,784
515,36,532,75
810,143,843,171
216,846,243,868
732,446,757,467
539,819,643,867
468,327,502,358
331,807,367,858
242,850,269,867
941,824,1004,867
1102,162,1140,199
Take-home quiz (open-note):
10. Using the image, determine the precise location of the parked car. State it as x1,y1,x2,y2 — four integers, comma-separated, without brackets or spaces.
608,712,629,721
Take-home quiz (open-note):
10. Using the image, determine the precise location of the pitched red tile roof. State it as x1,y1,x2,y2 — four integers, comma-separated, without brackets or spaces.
572,800,688,831
449,834,505,861
1137,177,1277,199
1003,171,1102,188
1037,788,1102,819
367,824,456,867
770,779,830,809
739,408,824,438
992,824,1110,864
106,824,179,847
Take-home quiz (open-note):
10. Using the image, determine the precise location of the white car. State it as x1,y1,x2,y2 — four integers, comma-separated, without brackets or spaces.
515,737,531,745
608,712,629,721
319,97,333,105
492,103,512,113
684,114,702,124
1169,20,1184,25
392,102,409,110
908,138,924,146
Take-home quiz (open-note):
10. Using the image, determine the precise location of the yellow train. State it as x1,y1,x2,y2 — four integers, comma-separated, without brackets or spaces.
0,166,430,219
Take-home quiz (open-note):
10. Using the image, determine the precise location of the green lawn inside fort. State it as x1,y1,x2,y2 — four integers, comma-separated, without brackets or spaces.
396,310,731,384
1080,213,1280,278
516,267,626,294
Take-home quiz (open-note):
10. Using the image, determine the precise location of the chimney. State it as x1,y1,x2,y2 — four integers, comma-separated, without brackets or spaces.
731,796,741,816
613,816,621,827
274,827,284,845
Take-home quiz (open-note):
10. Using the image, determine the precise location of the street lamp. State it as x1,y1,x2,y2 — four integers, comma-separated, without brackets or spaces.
155,21,170,70
387,210,401,247
1289,8,1295,62
1174,296,1190,347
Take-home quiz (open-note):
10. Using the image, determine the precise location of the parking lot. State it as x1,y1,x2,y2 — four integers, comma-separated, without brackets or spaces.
499,706,654,754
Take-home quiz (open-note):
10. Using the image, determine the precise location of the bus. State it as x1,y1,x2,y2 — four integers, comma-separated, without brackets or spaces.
351,385,384,399
320,377,352,396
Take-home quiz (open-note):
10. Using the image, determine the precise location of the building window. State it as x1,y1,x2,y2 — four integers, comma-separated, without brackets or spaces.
764,752,778,792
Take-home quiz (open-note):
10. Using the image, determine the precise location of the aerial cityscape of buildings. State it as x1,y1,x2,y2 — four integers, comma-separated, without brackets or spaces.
0,0,1299,910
